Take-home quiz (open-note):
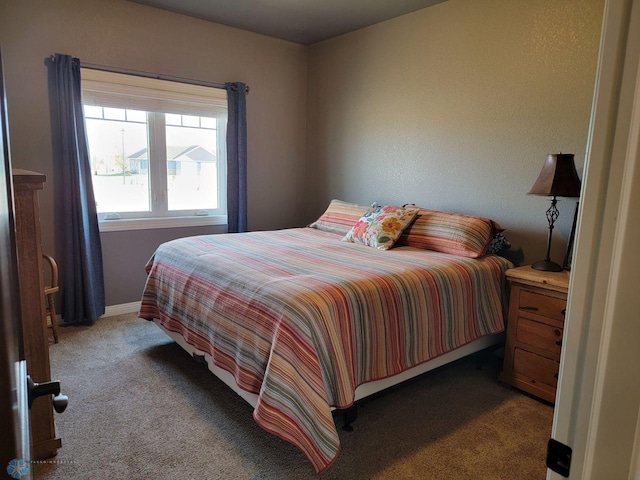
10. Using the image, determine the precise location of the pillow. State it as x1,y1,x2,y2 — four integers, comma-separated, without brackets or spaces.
342,205,420,250
396,208,503,258
308,199,370,236
486,233,511,254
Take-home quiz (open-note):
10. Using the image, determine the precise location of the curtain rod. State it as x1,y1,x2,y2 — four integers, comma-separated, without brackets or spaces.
48,55,249,93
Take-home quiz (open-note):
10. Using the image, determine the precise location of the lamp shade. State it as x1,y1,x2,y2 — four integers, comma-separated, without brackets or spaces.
528,153,582,197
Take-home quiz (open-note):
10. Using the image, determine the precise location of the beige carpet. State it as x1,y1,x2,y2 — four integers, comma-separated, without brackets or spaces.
34,313,553,479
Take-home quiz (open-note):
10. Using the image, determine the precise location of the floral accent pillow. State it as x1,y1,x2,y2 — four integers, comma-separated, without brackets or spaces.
342,205,420,250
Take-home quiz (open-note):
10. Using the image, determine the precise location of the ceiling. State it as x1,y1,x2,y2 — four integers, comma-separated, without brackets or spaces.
127,0,446,45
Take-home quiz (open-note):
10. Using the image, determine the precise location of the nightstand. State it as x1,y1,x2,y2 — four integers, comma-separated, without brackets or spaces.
499,265,570,403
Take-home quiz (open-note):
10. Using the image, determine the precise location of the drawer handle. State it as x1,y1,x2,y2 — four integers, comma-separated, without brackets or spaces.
554,329,561,337
554,373,558,379
556,340,562,347
521,306,539,311
561,309,566,316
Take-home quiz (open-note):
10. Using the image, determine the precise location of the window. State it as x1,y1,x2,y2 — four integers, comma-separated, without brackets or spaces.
81,69,227,231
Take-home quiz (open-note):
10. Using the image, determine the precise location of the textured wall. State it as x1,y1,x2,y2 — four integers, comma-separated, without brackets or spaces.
306,0,604,266
0,0,308,305
0,0,605,306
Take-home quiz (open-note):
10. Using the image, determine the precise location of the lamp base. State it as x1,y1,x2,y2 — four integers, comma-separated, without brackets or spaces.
531,259,563,272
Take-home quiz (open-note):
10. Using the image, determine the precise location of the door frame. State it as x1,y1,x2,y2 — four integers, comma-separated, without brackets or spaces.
0,48,31,479
549,0,640,478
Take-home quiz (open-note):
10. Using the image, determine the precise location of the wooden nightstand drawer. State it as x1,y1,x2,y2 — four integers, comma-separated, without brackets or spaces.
515,317,563,356
500,266,569,403
514,348,559,389
518,289,566,322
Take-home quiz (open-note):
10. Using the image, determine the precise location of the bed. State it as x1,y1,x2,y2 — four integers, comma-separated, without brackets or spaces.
139,200,513,473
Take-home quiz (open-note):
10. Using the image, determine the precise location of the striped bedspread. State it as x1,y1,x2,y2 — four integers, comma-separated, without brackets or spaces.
139,227,513,473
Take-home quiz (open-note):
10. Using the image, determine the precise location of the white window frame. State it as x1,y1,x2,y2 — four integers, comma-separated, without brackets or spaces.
81,68,228,232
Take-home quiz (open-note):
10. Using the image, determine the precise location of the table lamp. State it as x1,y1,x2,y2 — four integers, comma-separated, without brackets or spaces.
528,153,582,272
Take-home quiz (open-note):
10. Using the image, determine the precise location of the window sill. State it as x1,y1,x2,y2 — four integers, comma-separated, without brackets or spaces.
98,215,227,232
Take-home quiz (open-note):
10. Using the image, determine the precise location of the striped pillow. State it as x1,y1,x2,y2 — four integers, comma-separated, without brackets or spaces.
396,208,502,258
308,199,370,236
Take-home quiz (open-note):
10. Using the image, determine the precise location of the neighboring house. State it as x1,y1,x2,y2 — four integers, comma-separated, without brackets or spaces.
128,145,216,176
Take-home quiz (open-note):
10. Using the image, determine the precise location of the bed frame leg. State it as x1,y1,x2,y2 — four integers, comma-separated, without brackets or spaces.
192,353,207,364
474,343,502,370
475,351,489,370
342,405,358,432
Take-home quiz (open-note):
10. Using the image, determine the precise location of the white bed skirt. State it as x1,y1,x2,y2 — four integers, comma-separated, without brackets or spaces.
154,319,504,409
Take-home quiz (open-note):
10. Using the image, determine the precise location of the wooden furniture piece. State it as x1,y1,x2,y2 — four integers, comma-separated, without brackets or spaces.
12,169,61,459
499,265,570,403
42,253,60,343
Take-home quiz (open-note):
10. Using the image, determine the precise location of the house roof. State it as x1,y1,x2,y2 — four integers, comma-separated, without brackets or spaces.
128,145,216,163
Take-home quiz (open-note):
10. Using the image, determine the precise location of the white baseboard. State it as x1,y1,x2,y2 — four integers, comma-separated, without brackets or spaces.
101,301,141,318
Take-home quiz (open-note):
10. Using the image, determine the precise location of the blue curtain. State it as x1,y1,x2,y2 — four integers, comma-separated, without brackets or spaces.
49,53,105,325
225,82,248,233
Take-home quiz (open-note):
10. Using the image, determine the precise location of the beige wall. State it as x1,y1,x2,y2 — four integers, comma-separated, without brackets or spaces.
0,0,308,305
0,0,605,306
305,0,604,265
